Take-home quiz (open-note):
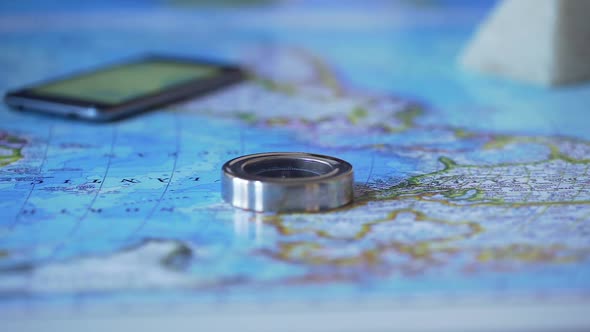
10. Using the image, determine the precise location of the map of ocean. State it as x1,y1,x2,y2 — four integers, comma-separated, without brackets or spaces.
0,0,589,312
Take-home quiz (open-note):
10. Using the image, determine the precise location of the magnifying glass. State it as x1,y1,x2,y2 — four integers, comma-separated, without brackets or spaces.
221,152,354,213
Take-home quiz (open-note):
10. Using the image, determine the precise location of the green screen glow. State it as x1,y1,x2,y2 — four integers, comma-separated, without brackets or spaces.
32,60,220,104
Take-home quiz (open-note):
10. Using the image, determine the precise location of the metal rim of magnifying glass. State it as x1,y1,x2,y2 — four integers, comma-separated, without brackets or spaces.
221,152,354,213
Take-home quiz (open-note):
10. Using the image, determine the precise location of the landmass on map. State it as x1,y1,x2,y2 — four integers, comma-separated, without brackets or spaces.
0,132,25,168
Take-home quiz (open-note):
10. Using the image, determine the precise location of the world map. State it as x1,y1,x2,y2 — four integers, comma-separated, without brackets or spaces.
0,0,589,325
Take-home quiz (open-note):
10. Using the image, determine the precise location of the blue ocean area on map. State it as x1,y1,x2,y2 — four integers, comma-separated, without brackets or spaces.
0,0,589,312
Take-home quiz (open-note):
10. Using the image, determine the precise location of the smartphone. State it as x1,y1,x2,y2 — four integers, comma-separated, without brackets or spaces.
4,54,245,121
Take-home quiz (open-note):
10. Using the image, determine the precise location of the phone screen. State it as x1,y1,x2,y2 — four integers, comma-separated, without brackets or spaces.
30,60,220,104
